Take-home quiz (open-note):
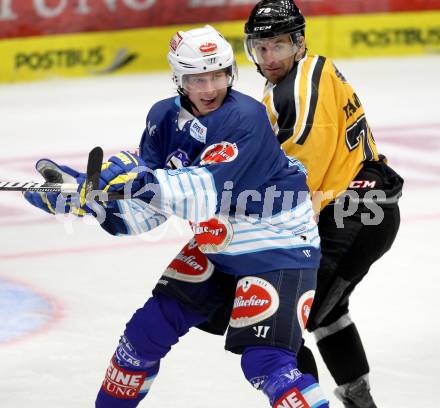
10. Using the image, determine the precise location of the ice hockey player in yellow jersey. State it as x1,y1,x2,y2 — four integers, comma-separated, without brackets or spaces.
245,1,404,407
261,50,380,212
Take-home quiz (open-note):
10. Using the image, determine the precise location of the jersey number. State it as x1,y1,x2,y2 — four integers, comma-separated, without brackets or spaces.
345,115,375,160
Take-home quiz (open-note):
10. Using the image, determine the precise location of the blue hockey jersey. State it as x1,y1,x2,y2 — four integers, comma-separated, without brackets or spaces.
101,89,320,275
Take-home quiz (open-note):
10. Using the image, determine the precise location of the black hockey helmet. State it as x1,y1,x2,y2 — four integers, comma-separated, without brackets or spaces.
244,1,306,71
244,0,305,40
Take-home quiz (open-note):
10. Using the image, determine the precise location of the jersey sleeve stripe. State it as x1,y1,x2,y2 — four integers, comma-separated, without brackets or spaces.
195,170,213,221
219,200,320,255
185,171,200,221
116,199,169,235
263,87,279,134
293,56,318,142
292,57,306,141
295,56,326,145
117,200,137,235
154,167,217,223
364,126,375,161
177,171,195,218
175,173,188,219
163,170,178,215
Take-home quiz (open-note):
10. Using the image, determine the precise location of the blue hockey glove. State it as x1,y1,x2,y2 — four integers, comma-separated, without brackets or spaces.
81,151,147,201
23,159,85,215
24,152,147,216
74,151,148,209
24,190,72,215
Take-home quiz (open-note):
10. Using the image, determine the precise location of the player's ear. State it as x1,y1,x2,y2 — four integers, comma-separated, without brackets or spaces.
295,36,306,61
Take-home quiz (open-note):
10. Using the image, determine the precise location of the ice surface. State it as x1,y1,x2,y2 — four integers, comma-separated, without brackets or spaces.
0,55,439,407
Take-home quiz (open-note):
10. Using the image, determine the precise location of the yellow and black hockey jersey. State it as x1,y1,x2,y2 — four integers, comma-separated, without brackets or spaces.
262,54,379,212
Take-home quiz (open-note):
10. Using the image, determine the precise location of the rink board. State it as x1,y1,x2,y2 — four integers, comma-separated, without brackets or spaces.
0,11,439,83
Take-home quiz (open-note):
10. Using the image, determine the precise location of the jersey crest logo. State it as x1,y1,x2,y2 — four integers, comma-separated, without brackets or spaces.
163,239,214,283
200,142,238,165
189,118,207,143
229,277,280,328
166,149,191,169
297,290,315,331
192,215,233,253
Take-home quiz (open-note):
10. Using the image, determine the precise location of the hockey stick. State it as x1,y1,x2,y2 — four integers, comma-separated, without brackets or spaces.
84,146,104,197
0,147,131,202
0,147,104,196
82,147,126,201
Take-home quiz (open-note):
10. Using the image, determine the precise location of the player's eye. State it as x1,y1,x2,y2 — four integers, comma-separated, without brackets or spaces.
193,77,207,85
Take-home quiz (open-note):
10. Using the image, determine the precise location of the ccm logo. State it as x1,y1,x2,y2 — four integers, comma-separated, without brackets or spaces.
349,180,376,188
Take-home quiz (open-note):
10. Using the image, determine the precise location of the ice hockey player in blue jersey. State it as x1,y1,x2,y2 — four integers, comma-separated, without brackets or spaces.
24,26,329,408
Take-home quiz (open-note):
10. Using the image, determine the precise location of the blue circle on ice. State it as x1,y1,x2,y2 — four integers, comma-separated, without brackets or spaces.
0,277,58,344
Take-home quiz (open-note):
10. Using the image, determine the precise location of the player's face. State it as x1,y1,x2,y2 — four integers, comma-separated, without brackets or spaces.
184,70,229,116
252,34,297,84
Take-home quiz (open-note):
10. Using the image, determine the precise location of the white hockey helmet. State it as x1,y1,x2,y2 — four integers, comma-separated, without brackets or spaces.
167,25,237,92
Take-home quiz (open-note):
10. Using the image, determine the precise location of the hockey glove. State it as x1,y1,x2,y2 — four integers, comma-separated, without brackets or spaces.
23,159,87,216
24,152,147,216
70,151,148,212
85,151,147,200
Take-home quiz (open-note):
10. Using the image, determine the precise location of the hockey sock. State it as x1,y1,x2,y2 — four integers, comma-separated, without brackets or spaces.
314,316,369,386
96,293,206,407
297,342,319,380
95,344,159,408
241,346,328,407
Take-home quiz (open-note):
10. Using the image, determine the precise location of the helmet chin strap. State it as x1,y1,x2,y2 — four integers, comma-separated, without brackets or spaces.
178,88,200,116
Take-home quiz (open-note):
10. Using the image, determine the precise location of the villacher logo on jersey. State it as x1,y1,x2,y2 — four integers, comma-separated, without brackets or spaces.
230,277,280,328
192,216,233,253
297,290,315,331
234,295,270,308
163,239,215,283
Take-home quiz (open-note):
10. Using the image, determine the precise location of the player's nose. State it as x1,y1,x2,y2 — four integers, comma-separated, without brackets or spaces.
200,81,217,96
262,49,278,66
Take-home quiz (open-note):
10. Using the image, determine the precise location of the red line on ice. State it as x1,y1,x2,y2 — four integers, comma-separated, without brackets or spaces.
0,237,186,261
